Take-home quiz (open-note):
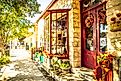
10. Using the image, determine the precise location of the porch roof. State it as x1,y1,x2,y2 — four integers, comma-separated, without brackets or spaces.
36,0,71,23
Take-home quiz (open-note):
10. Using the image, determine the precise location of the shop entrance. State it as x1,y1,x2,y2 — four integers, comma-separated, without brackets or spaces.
81,1,107,69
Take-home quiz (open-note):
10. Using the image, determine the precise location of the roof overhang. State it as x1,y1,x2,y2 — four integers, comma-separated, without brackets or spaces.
36,0,58,23
36,8,71,23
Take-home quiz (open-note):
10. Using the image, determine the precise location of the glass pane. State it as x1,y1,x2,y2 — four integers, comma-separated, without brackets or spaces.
100,24,107,52
51,12,68,55
85,27,93,51
51,46,56,54
57,46,62,54
52,38,56,45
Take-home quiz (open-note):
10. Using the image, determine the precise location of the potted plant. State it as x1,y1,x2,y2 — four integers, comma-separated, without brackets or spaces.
60,60,71,73
51,57,60,71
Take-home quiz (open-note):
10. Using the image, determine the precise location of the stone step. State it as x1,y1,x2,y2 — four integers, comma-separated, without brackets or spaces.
40,64,96,81
72,67,95,80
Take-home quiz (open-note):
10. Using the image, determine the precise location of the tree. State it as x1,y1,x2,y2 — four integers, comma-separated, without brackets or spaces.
0,0,40,55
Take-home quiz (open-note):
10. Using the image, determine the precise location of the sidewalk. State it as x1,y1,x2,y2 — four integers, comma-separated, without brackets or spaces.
38,64,95,81
0,49,54,81
0,59,48,81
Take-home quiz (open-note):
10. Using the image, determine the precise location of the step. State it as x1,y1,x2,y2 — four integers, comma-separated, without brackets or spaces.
72,67,95,80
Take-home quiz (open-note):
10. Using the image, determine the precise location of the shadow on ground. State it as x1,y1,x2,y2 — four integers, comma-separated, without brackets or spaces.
38,67,56,81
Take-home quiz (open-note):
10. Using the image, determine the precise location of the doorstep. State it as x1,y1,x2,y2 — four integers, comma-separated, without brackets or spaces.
49,70,86,81
72,67,95,80
40,64,89,81
39,63,96,81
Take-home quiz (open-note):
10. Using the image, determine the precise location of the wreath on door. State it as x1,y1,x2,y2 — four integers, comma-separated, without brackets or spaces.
85,14,94,28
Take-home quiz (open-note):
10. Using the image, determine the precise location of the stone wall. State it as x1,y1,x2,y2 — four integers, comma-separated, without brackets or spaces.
71,0,81,68
106,0,121,81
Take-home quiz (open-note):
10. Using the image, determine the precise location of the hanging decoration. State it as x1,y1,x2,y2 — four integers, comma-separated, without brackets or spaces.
83,0,90,7
85,13,94,28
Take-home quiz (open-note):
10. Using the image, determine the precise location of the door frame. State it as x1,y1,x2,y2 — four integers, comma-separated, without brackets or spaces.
80,0,107,69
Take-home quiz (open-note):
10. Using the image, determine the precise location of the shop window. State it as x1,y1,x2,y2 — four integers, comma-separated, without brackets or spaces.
44,9,70,59
51,12,68,55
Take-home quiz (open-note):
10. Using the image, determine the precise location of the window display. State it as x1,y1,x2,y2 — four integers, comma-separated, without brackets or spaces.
51,13,68,55
44,9,70,58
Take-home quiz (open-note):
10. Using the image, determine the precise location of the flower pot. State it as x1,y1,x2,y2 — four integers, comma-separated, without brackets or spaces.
61,67,71,74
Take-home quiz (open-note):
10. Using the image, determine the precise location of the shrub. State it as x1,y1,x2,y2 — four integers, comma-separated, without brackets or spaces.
0,55,10,66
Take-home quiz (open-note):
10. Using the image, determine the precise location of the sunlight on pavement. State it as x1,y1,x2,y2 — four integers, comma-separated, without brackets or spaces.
10,49,31,61
2,49,48,81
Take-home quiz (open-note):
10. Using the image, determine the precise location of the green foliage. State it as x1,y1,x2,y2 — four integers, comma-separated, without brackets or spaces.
97,53,109,64
0,56,10,66
0,0,40,44
51,57,71,69
60,61,70,69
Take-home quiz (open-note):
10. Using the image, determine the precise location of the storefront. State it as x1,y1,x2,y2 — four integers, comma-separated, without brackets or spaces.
36,0,121,80
36,0,81,70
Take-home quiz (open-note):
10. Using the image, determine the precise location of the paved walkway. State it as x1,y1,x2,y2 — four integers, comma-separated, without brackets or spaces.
1,49,55,81
5,60,47,81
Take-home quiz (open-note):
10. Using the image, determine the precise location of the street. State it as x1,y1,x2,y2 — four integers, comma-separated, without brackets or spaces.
2,49,55,81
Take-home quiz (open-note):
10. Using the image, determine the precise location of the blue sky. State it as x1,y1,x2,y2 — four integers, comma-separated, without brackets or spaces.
28,0,52,23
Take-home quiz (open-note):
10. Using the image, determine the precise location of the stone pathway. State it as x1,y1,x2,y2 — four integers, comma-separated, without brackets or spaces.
2,59,55,81
4,60,44,81
0,49,55,81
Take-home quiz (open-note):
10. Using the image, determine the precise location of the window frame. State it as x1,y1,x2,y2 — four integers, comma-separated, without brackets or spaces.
44,9,70,59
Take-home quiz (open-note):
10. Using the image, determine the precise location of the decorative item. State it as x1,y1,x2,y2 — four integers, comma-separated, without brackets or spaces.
85,13,94,28
110,12,121,32
51,56,60,71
